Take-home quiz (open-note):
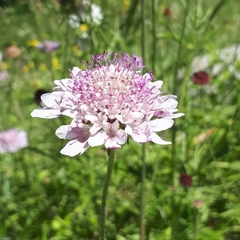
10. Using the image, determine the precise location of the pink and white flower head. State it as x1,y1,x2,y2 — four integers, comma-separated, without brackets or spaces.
0,128,28,153
31,52,184,156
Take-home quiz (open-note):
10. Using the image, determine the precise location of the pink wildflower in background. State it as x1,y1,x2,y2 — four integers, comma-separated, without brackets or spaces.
194,199,203,209
0,70,9,81
37,40,60,53
6,45,21,59
0,129,28,153
31,52,184,156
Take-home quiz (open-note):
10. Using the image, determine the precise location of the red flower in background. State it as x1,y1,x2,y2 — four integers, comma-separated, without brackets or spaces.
179,173,192,187
163,8,171,17
191,71,210,85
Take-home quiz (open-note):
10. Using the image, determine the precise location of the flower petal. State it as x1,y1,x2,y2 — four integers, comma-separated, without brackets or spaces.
41,93,61,108
30,109,61,119
88,132,105,147
151,132,171,145
60,139,89,156
105,137,121,149
55,125,70,139
150,118,174,131
116,129,128,145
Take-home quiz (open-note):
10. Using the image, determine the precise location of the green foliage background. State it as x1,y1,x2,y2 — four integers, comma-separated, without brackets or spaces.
0,0,240,239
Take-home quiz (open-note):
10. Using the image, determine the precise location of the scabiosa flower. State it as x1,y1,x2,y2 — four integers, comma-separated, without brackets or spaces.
31,52,184,156
191,71,210,85
0,129,28,153
179,173,192,187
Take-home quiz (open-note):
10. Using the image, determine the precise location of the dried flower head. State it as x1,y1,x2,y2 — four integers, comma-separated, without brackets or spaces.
31,52,184,156
179,173,192,187
0,129,28,153
6,46,21,59
191,71,210,85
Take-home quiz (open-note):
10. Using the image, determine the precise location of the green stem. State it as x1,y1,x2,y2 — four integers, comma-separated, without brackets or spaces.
3,153,12,201
140,144,146,240
62,18,70,78
140,0,146,239
173,0,190,95
100,149,115,240
171,1,190,239
151,0,156,71
140,0,146,64
194,209,199,240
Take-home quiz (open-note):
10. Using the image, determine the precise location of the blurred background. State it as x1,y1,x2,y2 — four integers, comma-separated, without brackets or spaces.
0,0,240,239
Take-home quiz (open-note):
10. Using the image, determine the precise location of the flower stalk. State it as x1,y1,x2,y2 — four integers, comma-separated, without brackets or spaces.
100,149,115,240
140,0,146,238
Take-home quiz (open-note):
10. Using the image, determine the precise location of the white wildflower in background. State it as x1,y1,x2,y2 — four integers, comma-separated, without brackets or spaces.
189,44,240,79
68,14,80,28
0,129,28,153
68,1,103,28
84,3,103,25
191,54,210,73
31,52,184,156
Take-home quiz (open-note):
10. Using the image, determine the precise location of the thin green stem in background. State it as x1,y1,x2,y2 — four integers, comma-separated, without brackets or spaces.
120,0,140,37
193,209,199,240
151,0,156,72
171,1,190,239
61,18,70,78
140,0,146,239
100,149,115,240
140,144,146,240
173,0,190,95
3,153,12,201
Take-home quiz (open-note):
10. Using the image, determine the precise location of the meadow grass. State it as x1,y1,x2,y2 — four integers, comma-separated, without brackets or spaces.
0,0,240,239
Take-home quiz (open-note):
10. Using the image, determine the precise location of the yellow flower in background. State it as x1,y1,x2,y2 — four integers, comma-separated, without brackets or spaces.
0,62,8,70
124,0,130,6
28,61,35,68
32,79,42,89
72,45,83,57
122,0,130,11
52,57,60,70
27,39,39,47
39,63,46,71
22,65,29,73
80,23,88,32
